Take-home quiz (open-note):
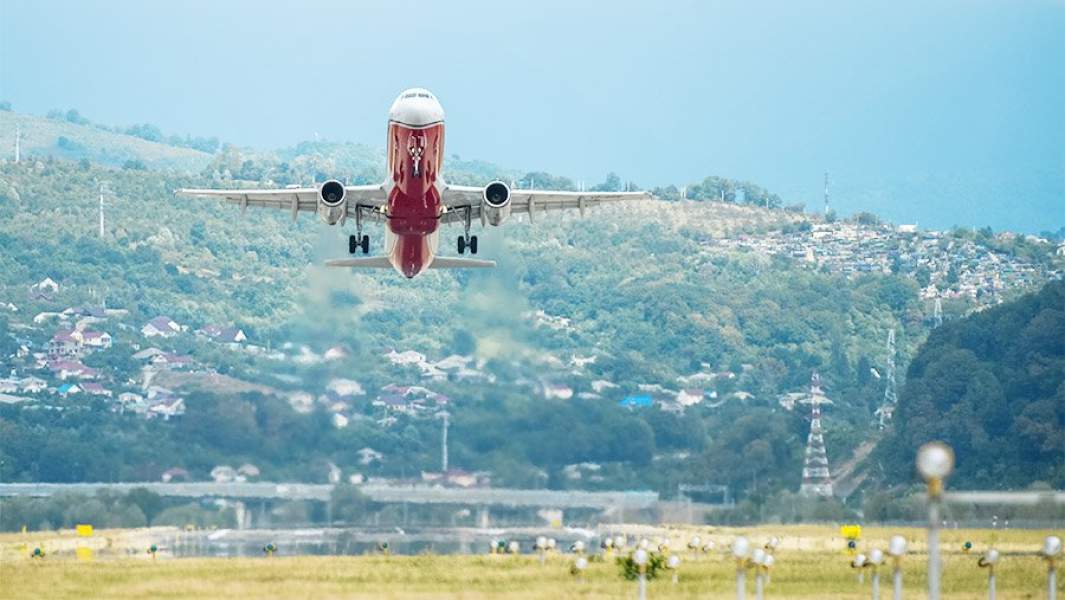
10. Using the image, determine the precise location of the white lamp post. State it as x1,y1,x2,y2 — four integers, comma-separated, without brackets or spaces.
977,548,999,600
868,549,884,600
573,555,589,583
689,535,702,553
763,554,775,589
1043,536,1061,600
633,548,649,600
852,553,868,584
733,536,751,600
887,535,907,600
667,554,681,585
917,442,955,600
752,548,767,600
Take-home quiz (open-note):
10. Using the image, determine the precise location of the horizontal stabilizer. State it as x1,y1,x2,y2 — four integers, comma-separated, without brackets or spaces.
429,257,496,269
325,257,393,268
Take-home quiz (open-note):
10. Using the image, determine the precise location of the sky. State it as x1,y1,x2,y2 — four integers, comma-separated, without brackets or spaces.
1,0,1063,232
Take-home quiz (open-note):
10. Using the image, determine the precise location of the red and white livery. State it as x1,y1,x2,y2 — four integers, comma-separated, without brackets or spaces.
179,88,650,278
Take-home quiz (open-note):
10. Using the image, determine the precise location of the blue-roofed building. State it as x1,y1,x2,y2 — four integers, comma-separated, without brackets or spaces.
56,383,81,396
618,395,653,409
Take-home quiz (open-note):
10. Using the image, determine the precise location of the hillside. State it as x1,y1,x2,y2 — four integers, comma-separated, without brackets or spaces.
874,280,1065,489
0,127,1060,522
0,110,212,172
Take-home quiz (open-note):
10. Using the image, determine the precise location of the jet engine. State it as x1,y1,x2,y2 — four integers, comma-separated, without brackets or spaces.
317,180,347,225
481,180,511,226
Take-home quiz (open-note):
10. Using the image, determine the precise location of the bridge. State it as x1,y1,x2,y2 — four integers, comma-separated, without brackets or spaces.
0,482,659,510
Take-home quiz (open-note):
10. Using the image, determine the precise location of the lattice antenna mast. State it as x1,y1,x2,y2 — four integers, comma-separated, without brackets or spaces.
824,171,830,215
799,372,834,497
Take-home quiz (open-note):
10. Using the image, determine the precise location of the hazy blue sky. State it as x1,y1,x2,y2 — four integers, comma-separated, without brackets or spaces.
2,0,1062,232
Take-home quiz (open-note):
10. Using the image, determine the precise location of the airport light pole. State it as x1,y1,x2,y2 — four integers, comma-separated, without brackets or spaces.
732,536,751,600
917,442,955,600
1043,536,1061,600
887,535,907,600
751,548,767,600
633,548,649,600
977,548,999,600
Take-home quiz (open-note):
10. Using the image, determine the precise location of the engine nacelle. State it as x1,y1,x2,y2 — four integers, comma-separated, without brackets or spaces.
317,180,347,225
481,180,511,226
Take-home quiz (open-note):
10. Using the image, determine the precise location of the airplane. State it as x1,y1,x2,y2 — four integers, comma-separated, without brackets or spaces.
178,88,651,278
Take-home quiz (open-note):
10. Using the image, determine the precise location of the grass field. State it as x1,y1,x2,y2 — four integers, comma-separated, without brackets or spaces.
1,525,1060,599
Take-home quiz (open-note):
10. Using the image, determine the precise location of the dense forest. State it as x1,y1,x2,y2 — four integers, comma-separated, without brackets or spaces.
875,280,1064,489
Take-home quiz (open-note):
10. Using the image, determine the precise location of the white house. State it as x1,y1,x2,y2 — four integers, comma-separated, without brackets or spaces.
210,465,237,483
384,349,426,366
326,378,365,397
19,377,47,393
80,331,112,350
142,316,181,338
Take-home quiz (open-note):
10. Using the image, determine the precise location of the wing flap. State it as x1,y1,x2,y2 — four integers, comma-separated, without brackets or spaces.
428,257,496,269
325,257,393,268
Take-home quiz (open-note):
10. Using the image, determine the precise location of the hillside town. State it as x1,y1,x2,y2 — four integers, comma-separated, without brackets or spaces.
703,220,1061,304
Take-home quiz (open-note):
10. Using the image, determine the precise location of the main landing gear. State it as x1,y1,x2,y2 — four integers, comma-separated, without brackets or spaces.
349,234,369,254
458,235,478,255
457,205,478,255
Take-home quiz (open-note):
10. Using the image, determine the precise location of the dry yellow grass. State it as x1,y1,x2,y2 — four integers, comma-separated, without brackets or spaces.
0,525,1059,599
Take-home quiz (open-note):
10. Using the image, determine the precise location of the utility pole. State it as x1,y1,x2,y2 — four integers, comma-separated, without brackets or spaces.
439,411,449,473
97,182,111,239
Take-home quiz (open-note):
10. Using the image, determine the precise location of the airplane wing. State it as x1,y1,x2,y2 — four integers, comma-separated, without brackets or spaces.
439,185,651,226
175,184,388,222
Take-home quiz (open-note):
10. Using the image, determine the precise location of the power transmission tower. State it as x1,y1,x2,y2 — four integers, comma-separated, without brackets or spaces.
933,296,943,329
799,372,834,497
876,329,899,428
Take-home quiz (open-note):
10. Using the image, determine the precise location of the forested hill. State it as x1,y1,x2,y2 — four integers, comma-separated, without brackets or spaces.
875,280,1064,489
0,108,1060,507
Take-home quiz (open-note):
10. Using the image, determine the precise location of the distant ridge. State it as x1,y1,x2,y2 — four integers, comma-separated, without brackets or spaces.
0,110,212,172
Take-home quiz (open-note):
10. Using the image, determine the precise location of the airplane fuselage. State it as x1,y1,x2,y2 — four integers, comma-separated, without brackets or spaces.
384,89,447,278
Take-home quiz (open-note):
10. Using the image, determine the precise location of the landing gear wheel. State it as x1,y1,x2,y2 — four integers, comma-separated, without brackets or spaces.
350,234,370,254
469,235,478,255
457,236,467,255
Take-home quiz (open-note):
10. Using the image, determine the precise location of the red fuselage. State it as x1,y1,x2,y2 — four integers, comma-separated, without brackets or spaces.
385,120,444,278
